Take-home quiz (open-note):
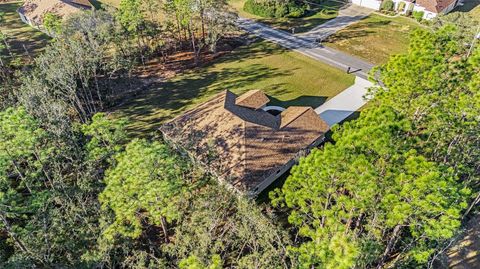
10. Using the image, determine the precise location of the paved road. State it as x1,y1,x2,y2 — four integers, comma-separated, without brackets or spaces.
315,76,373,126
298,4,373,41
237,17,375,79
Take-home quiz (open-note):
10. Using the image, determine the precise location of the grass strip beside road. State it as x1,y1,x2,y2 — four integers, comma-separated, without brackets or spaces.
324,14,421,65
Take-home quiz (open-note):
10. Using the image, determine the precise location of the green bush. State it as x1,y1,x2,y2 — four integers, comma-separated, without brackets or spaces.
275,2,288,17
380,0,394,11
244,0,307,18
397,1,406,12
413,10,424,21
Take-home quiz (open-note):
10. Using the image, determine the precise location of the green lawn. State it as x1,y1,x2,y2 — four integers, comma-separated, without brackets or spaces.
0,2,50,60
229,0,345,33
113,40,354,136
324,14,421,65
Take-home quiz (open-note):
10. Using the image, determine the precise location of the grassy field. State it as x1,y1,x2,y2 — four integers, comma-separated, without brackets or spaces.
0,2,50,60
324,14,421,65
229,0,344,33
113,40,355,136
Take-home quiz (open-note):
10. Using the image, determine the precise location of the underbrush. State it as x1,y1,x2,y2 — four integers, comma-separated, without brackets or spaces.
243,0,308,18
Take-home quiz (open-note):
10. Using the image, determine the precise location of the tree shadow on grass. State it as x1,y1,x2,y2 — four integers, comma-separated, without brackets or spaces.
3,28,50,56
116,63,293,137
112,40,295,137
0,3,25,28
213,40,288,65
89,0,104,9
0,2,50,58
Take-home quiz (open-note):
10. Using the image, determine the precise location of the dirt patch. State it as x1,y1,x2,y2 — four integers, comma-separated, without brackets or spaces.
134,50,229,80
132,36,247,80
110,37,249,108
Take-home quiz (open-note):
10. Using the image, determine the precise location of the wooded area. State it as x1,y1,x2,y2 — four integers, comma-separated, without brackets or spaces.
0,0,479,268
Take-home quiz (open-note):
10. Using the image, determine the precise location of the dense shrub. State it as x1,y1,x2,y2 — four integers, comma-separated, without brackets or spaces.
244,0,307,18
413,10,424,21
380,0,394,11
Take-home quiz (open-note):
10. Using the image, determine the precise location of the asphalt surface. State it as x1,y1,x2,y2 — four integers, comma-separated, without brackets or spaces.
298,4,373,41
237,17,375,79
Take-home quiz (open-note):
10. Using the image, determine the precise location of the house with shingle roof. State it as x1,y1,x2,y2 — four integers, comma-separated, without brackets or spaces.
352,0,459,19
18,0,93,30
160,90,330,197
412,0,459,19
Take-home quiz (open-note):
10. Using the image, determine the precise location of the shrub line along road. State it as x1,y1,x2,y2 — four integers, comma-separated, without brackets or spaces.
297,4,373,41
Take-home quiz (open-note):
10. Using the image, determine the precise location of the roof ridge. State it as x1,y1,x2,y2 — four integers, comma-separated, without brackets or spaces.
235,90,270,110
280,107,311,129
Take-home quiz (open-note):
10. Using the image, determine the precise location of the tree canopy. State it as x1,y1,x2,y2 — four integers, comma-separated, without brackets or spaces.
1,1,479,268
100,138,188,239
272,24,479,268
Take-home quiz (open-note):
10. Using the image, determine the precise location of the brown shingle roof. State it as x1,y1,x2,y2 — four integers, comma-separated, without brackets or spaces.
280,106,310,129
18,0,92,25
235,90,270,110
160,90,329,194
416,0,457,13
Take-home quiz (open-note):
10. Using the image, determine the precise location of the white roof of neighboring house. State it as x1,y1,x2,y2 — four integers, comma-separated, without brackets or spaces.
18,0,92,25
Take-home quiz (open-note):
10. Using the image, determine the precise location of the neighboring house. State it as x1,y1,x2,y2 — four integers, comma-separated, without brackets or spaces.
18,0,93,30
160,90,330,197
352,0,459,19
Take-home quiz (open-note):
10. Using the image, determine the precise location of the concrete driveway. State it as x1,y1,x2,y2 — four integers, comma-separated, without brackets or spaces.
315,76,374,126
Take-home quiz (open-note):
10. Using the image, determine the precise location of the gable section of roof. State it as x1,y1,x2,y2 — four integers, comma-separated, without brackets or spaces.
225,90,278,129
279,106,310,129
235,90,270,110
